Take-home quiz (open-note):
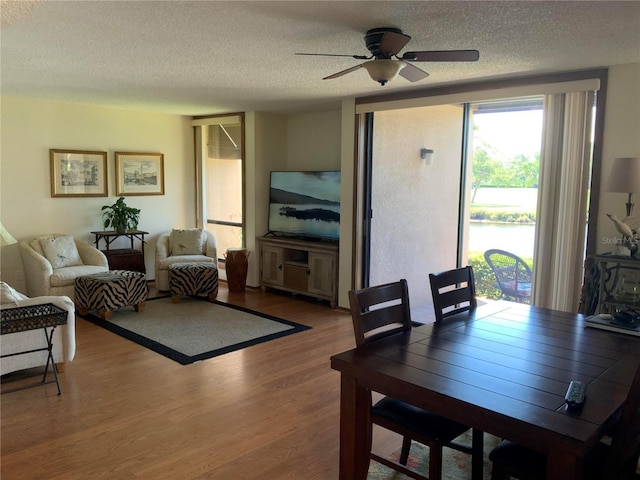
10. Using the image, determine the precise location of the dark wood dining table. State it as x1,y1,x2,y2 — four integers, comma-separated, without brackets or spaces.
330,301,640,480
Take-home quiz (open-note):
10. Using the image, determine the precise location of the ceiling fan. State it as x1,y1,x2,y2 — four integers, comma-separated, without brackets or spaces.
296,27,479,86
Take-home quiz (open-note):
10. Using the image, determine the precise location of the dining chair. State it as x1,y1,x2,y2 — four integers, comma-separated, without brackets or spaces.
428,266,484,478
489,361,640,480
348,279,480,480
484,249,532,303
429,266,477,322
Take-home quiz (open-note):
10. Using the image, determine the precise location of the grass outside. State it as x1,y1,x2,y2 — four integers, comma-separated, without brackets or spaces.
471,187,537,224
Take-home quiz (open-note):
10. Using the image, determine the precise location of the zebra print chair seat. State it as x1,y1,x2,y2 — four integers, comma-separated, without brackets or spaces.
75,270,148,320
168,262,218,303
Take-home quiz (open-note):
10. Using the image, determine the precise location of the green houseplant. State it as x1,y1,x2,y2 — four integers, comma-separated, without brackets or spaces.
101,197,140,233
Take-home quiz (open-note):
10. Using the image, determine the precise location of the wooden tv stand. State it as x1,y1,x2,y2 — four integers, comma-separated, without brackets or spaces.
257,236,338,308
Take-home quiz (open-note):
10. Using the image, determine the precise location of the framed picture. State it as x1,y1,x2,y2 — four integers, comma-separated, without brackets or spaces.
50,149,108,197
115,152,165,196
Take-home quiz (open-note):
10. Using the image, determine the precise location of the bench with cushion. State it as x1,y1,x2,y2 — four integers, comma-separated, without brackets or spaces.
168,262,218,302
75,270,148,320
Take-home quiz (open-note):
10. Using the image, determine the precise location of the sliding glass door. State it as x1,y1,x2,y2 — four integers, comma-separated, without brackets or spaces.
360,85,598,312
464,99,543,304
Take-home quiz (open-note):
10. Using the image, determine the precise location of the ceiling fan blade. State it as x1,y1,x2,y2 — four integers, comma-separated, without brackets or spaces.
402,50,480,62
296,53,370,60
399,62,430,82
323,64,363,80
379,30,411,55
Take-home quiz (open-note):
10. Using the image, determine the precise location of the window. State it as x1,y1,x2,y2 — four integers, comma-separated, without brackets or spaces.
193,114,245,266
466,98,543,303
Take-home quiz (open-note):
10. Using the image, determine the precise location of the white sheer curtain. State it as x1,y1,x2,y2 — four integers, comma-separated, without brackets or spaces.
533,91,595,312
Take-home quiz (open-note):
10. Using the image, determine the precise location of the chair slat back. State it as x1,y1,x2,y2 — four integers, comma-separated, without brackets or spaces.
429,267,477,322
348,279,412,347
603,362,640,479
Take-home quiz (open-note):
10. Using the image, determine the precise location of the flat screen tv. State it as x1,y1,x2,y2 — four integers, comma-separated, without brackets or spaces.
268,171,341,241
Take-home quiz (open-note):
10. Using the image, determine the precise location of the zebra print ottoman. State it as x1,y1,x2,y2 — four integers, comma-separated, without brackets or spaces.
168,262,218,303
75,270,148,320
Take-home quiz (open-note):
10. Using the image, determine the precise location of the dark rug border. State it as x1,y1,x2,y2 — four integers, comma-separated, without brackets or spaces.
82,297,312,365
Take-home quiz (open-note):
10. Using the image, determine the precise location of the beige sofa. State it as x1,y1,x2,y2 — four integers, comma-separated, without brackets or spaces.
0,282,76,376
155,229,217,291
19,234,109,300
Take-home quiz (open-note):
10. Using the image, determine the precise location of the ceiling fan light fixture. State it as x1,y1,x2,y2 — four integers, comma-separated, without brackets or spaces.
363,59,405,85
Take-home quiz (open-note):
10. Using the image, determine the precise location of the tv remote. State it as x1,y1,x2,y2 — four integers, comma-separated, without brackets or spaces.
565,380,587,410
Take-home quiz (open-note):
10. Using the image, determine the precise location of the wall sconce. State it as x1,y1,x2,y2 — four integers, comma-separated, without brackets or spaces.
607,157,640,216
420,148,434,165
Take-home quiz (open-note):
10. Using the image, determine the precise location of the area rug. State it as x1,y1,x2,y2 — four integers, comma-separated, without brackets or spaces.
82,296,311,365
368,431,501,480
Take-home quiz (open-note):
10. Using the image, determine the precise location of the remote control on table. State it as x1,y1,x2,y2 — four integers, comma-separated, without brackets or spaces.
565,380,586,410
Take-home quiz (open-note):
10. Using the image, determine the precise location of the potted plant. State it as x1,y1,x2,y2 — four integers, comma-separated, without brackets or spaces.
101,197,140,233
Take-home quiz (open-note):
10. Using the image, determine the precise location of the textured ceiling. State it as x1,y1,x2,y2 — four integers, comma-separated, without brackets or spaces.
1,1,639,115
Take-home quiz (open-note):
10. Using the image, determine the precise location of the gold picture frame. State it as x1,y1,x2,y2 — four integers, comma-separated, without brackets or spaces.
115,152,165,196
50,149,108,197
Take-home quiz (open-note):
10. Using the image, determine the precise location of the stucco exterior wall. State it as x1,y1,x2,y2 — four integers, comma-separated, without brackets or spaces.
370,104,464,307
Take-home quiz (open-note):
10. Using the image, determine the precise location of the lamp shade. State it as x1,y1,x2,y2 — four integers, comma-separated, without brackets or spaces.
362,60,405,86
0,222,17,246
607,157,640,193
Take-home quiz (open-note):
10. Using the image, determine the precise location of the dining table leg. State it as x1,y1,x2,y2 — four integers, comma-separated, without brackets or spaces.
546,450,582,479
471,428,484,480
338,374,371,480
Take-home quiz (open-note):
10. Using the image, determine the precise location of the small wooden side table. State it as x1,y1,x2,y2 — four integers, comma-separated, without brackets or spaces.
0,303,68,395
91,230,148,273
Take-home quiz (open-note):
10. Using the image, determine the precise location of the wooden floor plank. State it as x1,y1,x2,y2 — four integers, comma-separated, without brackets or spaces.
1,284,373,480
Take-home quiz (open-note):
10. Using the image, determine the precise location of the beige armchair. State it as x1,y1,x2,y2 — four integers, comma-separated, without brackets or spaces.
155,229,217,291
0,282,76,375
19,234,109,300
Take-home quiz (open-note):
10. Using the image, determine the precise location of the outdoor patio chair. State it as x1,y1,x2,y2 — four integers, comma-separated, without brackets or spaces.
484,249,532,303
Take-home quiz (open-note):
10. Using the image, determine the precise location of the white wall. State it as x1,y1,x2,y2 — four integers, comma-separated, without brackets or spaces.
0,97,193,292
245,111,288,287
597,63,640,252
286,110,342,169
339,99,356,307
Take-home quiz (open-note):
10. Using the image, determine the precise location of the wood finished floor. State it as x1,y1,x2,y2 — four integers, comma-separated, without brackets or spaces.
1,283,411,479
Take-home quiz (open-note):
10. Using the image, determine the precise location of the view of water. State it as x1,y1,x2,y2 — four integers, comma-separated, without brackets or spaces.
468,223,535,259
473,187,538,208
469,187,537,259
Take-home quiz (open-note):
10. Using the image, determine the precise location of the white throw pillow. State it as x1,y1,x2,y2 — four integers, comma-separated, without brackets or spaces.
39,235,83,269
0,281,27,306
170,229,205,255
